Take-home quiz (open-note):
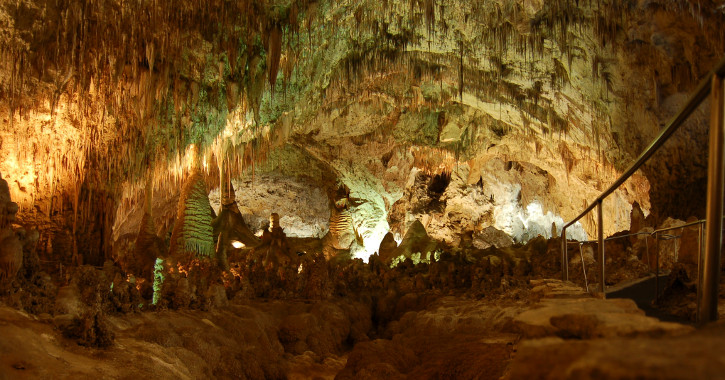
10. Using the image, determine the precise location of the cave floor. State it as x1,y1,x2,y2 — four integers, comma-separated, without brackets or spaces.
1,279,724,379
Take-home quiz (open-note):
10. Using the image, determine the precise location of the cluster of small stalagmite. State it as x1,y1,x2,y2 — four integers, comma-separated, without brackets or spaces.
0,161,556,307
3,156,711,306
109,168,559,309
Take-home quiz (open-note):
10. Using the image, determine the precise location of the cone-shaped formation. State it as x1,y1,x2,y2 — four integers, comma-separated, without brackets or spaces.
377,232,399,263
387,219,438,265
212,178,261,270
251,213,295,269
168,171,215,265
326,198,359,250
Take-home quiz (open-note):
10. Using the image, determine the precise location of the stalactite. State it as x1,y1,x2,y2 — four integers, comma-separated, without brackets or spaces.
131,176,164,280
2,0,724,246
0,0,323,209
267,22,283,96
424,0,435,36
558,141,576,180
458,40,464,101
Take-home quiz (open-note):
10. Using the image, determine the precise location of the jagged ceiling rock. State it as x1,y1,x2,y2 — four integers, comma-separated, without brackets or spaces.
1,0,723,255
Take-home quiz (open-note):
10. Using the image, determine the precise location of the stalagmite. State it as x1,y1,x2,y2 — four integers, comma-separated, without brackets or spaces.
212,151,260,271
168,150,215,268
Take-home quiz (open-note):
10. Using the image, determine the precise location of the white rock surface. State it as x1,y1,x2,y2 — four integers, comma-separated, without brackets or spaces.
209,174,330,238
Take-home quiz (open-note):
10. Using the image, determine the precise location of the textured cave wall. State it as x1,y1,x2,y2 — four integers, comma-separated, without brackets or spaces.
264,0,724,239
642,95,711,223
390,163,590,246
0,0,311,263
610,4,722,224
1,0,724,259
208,173,331,238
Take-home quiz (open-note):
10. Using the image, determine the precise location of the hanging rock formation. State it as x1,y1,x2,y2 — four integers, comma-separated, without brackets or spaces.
3,0,724,261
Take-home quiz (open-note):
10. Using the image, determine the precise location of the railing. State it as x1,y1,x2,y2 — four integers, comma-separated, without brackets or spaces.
561,55,725,325
567,219,706,300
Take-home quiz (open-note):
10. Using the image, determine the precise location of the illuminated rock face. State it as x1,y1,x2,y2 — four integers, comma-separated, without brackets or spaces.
0,1,723,261
208,174,330,239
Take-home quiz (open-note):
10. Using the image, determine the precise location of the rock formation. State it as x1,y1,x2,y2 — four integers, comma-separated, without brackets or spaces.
168,171,215,267
0,173,22,285
4,0,723,258
325,197,359,251
131,179,165,280
378,232,399,263
259,213,294,265
387,219,439,266
212,170,260,271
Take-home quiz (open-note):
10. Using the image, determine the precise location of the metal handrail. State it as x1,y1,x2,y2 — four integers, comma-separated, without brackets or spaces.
561,54,725,324
564,219,705,245
566,219,704,295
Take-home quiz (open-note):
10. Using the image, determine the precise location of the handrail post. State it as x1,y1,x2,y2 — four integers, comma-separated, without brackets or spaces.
598,200,605,296
562,227,568,281
655,232,660,304
699,74,725,325
645,233,650,272
697,223,704,322
579,243,589,293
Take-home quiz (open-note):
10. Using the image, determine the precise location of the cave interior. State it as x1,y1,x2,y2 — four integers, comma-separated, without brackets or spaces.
1,0,725,378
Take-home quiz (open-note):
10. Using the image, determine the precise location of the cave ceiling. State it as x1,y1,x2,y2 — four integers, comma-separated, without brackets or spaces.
1,0,724,252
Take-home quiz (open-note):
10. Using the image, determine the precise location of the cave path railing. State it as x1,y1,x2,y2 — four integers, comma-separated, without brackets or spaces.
566,219,708,303
561,54,725,325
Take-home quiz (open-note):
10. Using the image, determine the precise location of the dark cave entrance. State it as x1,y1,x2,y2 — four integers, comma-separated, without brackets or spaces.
427,172,451,198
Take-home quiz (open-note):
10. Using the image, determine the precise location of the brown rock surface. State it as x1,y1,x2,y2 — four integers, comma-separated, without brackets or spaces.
338,296,522,380
0,174,23,285
506,322,725,380
377,232,399,263
629,201,647,244
473,226,515,250
677,216,701,266
655,218,687,270
0,297,375,379
2,272,723,380
510,297,691,339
